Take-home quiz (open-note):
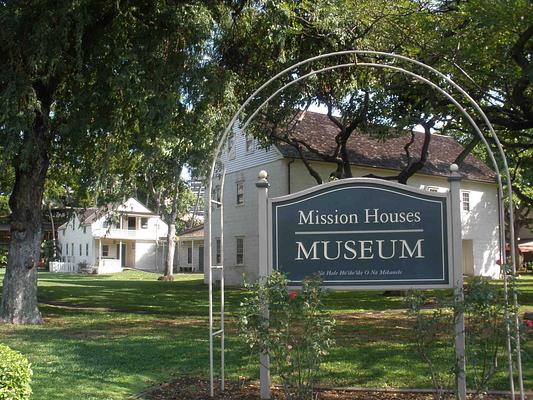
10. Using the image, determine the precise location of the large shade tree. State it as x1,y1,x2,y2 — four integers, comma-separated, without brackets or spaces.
220,0,531,190
0,1,232,324
219,0,456,183
137,98,232,280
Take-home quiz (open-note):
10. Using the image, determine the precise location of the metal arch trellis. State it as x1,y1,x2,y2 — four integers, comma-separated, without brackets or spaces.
207,50,524,399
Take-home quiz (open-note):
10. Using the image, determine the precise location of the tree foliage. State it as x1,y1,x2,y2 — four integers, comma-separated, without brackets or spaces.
221,0,532,234
0,0,235,323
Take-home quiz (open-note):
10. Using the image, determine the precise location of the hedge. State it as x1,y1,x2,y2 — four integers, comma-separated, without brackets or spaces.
0,344,32,400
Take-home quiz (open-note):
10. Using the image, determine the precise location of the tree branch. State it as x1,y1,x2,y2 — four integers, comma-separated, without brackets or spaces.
396,119,434,184
453,135,481,166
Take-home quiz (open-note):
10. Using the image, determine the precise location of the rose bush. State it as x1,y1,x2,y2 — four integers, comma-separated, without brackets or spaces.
239,272,334,400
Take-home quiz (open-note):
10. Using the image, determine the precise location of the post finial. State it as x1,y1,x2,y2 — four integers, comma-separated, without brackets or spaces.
256,170,269,188
448,164,461,182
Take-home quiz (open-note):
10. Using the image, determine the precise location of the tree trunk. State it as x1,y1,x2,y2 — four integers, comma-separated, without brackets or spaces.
163,168,182,278
165,223,176,277
0,112,49,324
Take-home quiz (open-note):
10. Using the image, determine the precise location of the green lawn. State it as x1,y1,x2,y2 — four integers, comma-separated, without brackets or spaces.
0,269,531,399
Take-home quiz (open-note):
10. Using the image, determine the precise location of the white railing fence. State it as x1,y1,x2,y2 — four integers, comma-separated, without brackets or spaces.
49,256,78,273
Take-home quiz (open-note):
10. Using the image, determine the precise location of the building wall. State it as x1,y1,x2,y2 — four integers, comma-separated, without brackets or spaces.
207,152,501,285
208,159,287,285
218,122,282,174
134,241,165,272
57,214,94,267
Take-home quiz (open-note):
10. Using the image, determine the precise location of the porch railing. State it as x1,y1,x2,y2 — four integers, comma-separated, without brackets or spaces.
49,257,78,273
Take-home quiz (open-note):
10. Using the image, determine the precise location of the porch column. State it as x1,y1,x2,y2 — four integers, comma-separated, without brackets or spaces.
119,240,123,266
192,240,195,271
99,239,102,267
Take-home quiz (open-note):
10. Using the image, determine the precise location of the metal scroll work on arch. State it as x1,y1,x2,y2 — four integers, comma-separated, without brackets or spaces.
206,51,525,399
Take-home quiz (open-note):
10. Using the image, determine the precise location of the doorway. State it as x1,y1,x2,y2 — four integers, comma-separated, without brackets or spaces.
117,243,127,268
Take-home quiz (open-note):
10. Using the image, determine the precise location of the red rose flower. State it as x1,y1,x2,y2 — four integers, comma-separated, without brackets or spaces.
289,290,297,299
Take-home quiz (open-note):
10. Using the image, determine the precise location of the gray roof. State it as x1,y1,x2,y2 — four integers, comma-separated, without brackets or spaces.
79,208,100,224
178,224,204,236
275,111,496,183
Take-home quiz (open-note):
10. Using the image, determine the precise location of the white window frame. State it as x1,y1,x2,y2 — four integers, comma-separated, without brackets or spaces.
236,181,244,205
461,191,471,212
236,237,244,266
102,245,109,257
79,243,82,256
86,243,89,256
141,217,148,229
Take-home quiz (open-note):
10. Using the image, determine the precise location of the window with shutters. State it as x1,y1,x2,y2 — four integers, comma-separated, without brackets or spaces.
236,237,244,265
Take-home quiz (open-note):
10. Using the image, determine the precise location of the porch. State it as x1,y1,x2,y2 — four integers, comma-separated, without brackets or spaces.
177,237,204,273
95,238,135,273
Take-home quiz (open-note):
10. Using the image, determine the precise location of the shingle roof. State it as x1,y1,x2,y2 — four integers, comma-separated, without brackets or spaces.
178,224,204,236
275,111,496,183
79,208,100,225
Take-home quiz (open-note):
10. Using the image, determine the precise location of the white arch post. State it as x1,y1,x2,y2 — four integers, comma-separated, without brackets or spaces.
207,50,524,399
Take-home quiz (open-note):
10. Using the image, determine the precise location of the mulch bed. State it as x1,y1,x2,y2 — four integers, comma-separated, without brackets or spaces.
137,377,529,399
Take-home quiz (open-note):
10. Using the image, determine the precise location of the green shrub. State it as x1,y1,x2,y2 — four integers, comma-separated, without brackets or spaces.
239,272,335,400
0,248,7,268
0,344,32,400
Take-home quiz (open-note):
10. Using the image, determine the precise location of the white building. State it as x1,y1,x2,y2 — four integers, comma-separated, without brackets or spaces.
175,224,205,272
207,111,501,286
56,198,168,274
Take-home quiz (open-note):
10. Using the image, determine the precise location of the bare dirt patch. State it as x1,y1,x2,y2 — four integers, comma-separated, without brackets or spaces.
137,377,527,400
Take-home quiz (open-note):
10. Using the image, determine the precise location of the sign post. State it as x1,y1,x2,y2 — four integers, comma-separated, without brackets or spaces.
256,170,271,400
449,164,467,400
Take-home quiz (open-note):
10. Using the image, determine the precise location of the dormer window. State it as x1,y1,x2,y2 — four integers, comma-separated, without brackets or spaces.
227,134,236,160
245,135,254,153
